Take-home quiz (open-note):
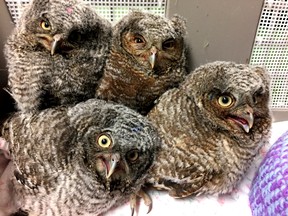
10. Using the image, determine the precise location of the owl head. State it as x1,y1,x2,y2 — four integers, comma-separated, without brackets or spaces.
113,10,187,75
181,61,271,135
17,0,111,57
70,100,161,192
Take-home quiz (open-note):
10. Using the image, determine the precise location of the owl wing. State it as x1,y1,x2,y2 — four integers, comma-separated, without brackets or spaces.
1,108,75,190
155,163,218,198
5,35,52,111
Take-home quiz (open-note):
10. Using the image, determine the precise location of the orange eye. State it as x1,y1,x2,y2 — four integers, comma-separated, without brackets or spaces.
40,20,51,31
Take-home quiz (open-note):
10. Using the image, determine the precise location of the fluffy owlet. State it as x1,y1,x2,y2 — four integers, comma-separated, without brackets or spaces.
0,99,161,215
146,61,272,198
5,0,112,112
95,11,187,115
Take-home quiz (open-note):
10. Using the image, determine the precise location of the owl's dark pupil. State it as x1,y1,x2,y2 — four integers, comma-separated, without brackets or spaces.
101,138,108,144
163,41,174,49
129,152,135,158
165,42,172,47
135,38,143,43
44,22,49,28
221,96,229,104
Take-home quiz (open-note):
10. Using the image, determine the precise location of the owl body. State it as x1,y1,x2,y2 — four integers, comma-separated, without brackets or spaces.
146,61,272,198
1,99,161,215
5,0,112,112
96,11,187,114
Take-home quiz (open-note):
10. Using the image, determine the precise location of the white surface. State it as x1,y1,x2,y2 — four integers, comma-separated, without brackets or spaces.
103,121,288,216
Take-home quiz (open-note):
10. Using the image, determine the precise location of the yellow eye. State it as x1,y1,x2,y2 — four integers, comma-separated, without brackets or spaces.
97,134,112,148
217,95,234,108
126,150,139,162
40,20,51,31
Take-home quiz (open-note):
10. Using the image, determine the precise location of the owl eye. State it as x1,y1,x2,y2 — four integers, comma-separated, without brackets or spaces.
162,39,176,50
217,95,234,108
126,150,139,162
97,134,112,148
253,87,264,103
40,20,51,31
133,35,145,44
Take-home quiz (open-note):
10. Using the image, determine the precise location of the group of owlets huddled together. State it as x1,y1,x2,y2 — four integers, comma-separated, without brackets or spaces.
0,0,272,215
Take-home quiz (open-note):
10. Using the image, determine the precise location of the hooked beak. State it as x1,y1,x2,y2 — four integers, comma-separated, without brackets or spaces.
51,34,64,56
148,46,157,69
106,153,121,179
229,106,254,133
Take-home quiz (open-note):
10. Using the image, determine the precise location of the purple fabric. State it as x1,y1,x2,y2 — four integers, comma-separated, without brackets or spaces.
249,130,288,216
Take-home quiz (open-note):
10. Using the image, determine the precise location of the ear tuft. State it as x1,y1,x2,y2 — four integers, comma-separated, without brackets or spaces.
170,14,187,36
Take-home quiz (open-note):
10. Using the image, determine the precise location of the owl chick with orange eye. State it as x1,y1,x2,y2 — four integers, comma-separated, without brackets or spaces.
96,11,187,115
1,99,161,216
145,61,272,198
5,0,112,112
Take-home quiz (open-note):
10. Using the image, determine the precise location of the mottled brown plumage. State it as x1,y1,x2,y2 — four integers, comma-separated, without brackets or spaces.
96,11,187,115
5,0,112,112
0,99,161,215
146,61,272,198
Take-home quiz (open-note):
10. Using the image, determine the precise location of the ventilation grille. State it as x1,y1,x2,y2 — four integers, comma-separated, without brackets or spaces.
83,0,166,23
4,0,287,109
4,0,166,24
250,0,288,109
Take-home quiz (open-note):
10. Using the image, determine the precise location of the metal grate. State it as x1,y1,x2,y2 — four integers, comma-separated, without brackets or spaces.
5,0,29,23
250,0,288,109
83,0,166,23
5,0,287,109
4,0,166,25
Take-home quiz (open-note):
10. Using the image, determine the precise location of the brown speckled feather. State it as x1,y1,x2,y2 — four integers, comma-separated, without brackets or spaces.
5,0,112,112
146,61,272,198
1,99,161,215
96,11,187,115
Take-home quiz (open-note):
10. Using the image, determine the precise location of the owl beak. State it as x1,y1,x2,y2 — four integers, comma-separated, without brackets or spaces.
51,34,64,56
106,153,121,179
239,112,254,133
148,46,157,69
229,106,254,133
51,40,58,56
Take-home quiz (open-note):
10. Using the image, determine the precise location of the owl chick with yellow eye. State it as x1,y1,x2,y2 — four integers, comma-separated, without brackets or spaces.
1,99,161,215
5,0,112,112
96,11,187,115
146,61,272,198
